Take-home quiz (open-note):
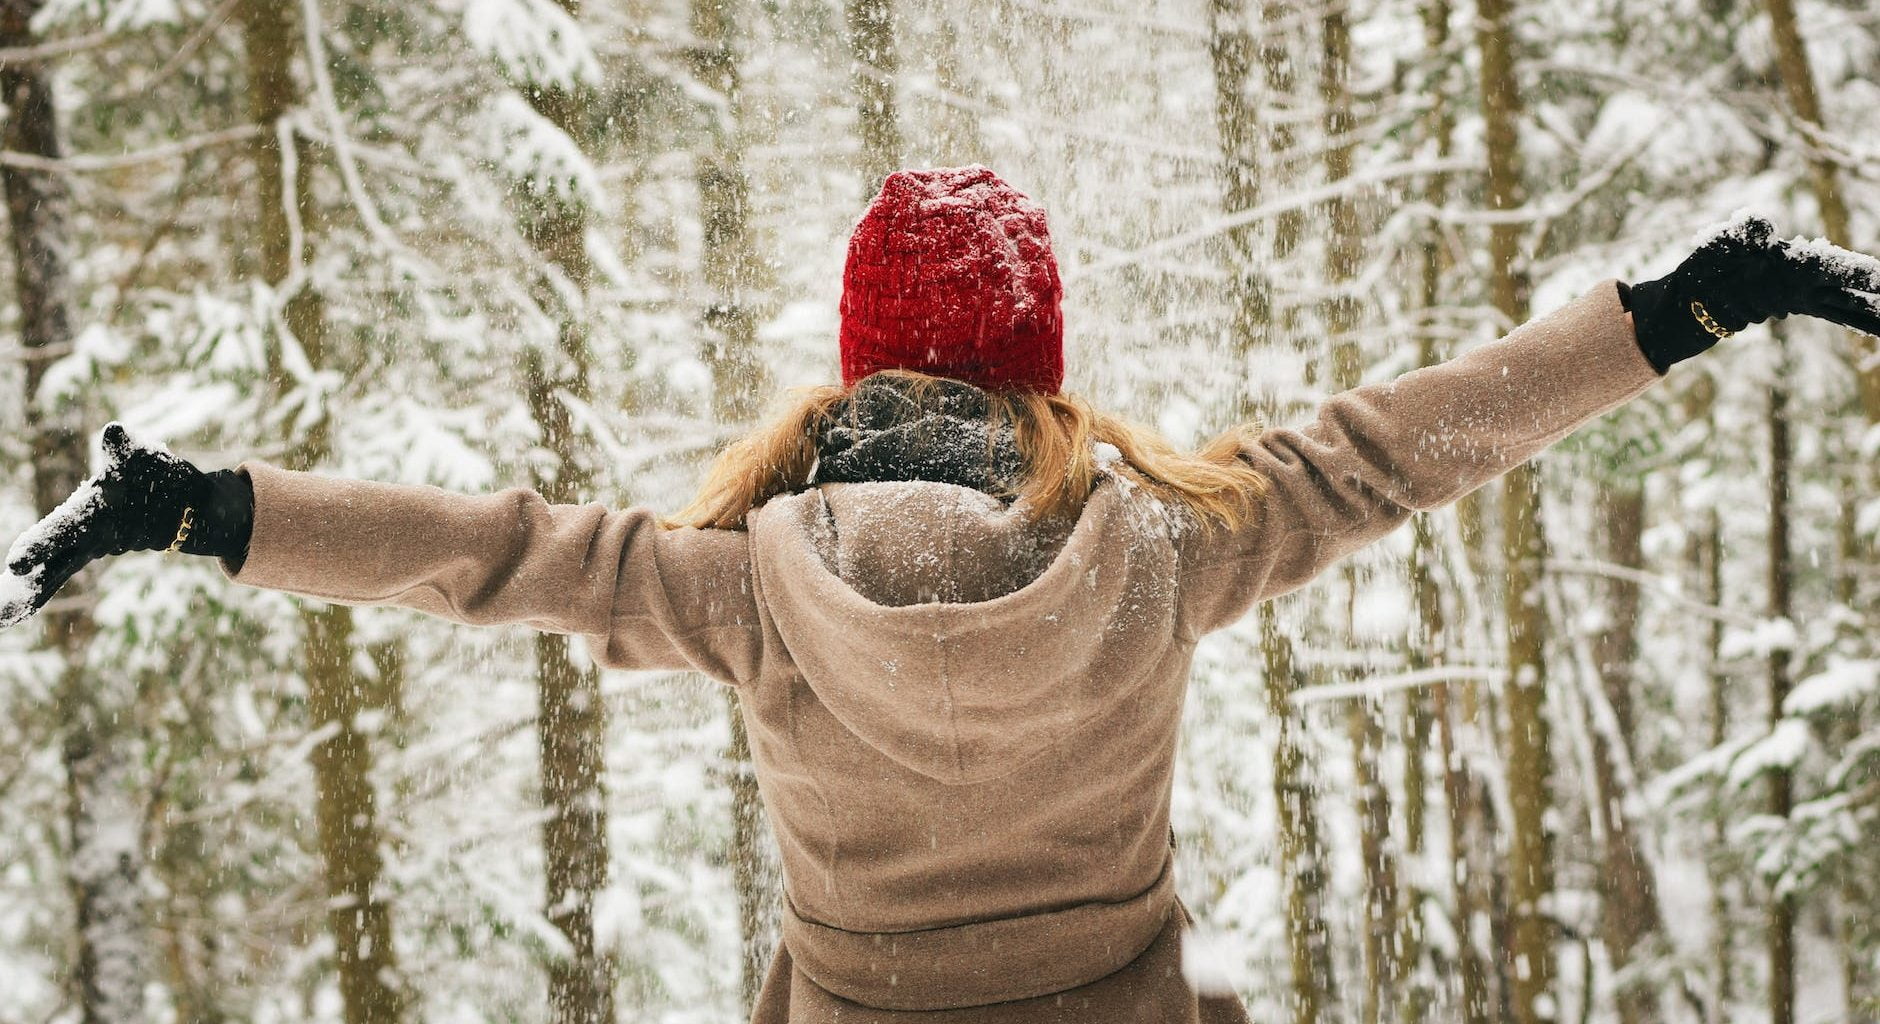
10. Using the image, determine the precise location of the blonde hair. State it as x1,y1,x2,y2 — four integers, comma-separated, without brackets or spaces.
671,370,1270,531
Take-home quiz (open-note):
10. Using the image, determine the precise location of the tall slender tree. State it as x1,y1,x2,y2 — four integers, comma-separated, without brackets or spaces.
1759,0,1864,411
502,2,616,1019
242,2,401,1020
1472,0,1558,1019
1690,382,1733,1024
1259,0,1303,269
1,4,152,1020
1758,10,1872,1013
1410,20,1503,1013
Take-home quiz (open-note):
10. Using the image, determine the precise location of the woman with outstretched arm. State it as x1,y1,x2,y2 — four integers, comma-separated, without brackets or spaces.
5,168,1878,1022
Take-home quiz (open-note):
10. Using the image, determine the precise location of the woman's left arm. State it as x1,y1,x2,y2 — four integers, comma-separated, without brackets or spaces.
1178,216,1880,637
1177,278,1660,637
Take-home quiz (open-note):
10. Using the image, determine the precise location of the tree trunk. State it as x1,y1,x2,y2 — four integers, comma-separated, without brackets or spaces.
1473,2,1557,1021
1434,680,1497,1024
692,0,768,429
1590,485,1664,1024
847,0,902,196
1209,0,1267,356
1761,16,1873,1012
512,4,615,1019
1764,330,1796,1024
689,0,778,1008
1265,611,1340,1024
1259,0,1303,268
1,5,154,1021
1402,513,1438,1024
1347,689,1400,1024
1211,2,1335,1017
303,606,401,1024
533,634,612,1024
242,3,402,1020
1671,365,1734,1023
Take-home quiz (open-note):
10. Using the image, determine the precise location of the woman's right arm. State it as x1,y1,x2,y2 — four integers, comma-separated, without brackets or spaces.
3,433,765,685
228,463,765,682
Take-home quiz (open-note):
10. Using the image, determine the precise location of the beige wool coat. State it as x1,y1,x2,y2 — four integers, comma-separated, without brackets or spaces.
225,281,1662,1022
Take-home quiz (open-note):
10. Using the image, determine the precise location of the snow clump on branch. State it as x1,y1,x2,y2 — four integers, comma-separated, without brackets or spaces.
484,92,607,210
460,0,601,89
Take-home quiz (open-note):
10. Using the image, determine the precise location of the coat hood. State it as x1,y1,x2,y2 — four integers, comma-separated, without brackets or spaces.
746,477,1182,786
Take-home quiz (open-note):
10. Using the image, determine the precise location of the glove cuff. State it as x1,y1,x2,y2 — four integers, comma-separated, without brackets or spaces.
177,469,254,569
1620,275,1723,374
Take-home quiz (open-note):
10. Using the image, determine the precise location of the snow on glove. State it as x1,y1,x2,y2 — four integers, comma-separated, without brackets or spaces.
1620,213,1880,374
0,424,253,630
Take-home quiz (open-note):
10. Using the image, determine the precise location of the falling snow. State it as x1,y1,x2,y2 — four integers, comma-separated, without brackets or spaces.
0,0,1874,1022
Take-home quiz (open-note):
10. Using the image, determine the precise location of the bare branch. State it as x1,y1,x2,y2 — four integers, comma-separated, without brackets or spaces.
1070,156,1478,280
0,124,261,174
0,29,115,65
0,341,74,362
1292,665,1510,706
103,0,245,103
296,0,433,277
1546,557,1765,629
1000,0,1208,40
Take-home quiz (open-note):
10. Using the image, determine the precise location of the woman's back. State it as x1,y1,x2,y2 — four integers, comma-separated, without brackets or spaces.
741,474,1191,1007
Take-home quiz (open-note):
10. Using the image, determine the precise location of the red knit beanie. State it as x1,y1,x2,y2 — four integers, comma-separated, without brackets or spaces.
839,167,1064,394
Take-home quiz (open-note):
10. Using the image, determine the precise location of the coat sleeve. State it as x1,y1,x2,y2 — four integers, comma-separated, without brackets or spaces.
223,463,764,685
1177,279,1663,637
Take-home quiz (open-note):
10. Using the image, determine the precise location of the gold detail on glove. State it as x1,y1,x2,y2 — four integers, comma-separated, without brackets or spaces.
1691,300,1734,340
166,506,196,554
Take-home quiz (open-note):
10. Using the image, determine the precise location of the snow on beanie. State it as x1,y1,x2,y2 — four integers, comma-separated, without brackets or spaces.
839,166,1065,394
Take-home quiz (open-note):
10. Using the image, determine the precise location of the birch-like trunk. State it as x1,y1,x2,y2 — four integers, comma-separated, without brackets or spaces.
1,6,153,1020
511,4,615,1019
242,2,402,1020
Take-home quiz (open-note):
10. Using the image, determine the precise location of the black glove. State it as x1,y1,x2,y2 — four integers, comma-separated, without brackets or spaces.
1620,214,1880,373
0,423,253,630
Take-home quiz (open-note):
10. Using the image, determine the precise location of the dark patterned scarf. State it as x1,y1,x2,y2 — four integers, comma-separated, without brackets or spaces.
810,376,1024,497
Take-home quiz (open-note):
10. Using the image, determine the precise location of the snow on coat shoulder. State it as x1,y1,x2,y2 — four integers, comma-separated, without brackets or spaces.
745,475,1183,787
